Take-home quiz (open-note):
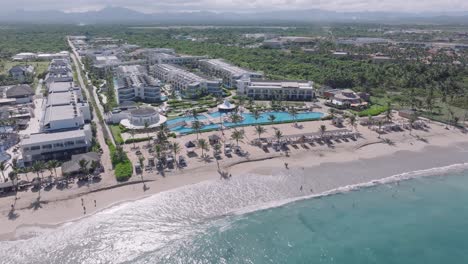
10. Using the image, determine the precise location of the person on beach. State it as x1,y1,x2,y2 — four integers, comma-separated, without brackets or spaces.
284,163,289,169
300,185,303,191
94,200,96,207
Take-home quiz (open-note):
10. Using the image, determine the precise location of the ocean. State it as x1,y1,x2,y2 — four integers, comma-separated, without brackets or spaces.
1,163,468,263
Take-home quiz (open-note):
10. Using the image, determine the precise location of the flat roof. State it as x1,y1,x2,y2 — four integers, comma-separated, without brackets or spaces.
47,82,75,92
22,129,87,145
43,104,77,123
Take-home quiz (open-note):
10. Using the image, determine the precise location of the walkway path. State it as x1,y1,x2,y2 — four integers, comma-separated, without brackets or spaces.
68,39,115,183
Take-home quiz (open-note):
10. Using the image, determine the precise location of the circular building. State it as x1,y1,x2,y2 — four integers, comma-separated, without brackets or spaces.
217,100,236,112
120,107,167,129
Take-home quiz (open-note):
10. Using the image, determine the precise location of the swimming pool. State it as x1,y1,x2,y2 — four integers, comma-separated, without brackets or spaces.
169,111,324,134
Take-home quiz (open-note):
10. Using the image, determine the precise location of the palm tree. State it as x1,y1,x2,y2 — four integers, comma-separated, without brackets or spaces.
377,120,384,138
78,159,89,177
319,125,327,139
231,129,245,147
213,143,221,154
255,125,267,140
385,102,393,122
48,160,59,178
191,109,199,120
230,113,243,129
252,109,261,123
154,144,162,161
197,138,210,157
0,162,6,182
90,160,100,174
409,114,417,135
129,129,136,149
192,120,203,140
144,121,151,147
45,160,55,178
268,114,276,123
289,107,298,126
274,129,283,145
348,114,357,131
32,161,44,180
170,142,181,167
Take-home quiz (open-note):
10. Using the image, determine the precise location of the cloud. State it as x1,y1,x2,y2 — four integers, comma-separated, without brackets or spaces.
3,0,468,13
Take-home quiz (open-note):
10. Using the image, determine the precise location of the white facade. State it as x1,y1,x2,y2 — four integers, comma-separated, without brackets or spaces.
236,78,315,101
115,65,161,103
198,59,263,88
20,125,92,166
152,64,222,98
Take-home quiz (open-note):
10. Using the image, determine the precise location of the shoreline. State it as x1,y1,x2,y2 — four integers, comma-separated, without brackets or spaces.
0,121,467,240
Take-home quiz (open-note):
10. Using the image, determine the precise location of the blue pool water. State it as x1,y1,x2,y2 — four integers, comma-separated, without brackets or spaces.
169,111,324,134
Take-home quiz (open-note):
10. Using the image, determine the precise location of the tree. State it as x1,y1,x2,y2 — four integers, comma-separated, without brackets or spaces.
274,129,283,145
252,109,261,123
348,114,357,131
170,142,181,168
32,161,44,180
409,114,418,135
255,125,267,140
197,138,210,157
377,120,384,138
231,129,245,147
192,120,203,140
191,109,199,120
319,125,327,139
90,160,100,174
129,129,136,149
289,107,298,126
46,160,58,178
268,114,276,123
78,159,89,176
213,143,221,154
0,162,6,182
385,102,393,122
144,121,151,147
230,113,243,129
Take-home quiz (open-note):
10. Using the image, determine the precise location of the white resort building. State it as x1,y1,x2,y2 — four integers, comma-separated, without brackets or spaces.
198,59,263,88
152,64,222,98
236,78,315,101
107,106,167,130
114,65,161,104
19,59,93,166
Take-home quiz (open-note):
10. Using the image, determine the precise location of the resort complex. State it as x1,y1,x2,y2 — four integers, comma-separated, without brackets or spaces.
0,22,467,260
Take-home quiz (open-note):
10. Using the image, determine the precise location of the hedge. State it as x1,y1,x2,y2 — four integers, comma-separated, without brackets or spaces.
125,137,151,144
356,105,389,117
115,160,133,181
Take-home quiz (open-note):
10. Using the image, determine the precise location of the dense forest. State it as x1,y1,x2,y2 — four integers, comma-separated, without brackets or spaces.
0,24,467,115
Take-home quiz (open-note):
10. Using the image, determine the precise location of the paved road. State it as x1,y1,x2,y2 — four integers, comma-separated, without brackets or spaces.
68,39,115,182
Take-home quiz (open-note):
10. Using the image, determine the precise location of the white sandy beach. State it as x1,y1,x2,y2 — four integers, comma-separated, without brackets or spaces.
0,119,467,240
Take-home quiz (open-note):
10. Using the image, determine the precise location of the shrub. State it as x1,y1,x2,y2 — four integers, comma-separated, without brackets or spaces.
115,160,133,181
110,125,124,144
356,105,388,117
125,137,151,144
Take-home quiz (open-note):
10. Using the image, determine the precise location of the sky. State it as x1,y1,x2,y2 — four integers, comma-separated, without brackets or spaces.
2,0,468,13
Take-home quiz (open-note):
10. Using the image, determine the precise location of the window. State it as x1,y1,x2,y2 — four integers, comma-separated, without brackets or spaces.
54,143,64,148
42,144,52,149
31,146,41,150
64,141,75,146
76,140,85,145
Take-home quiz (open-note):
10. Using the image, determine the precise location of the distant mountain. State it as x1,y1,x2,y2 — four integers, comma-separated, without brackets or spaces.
1,7,468,24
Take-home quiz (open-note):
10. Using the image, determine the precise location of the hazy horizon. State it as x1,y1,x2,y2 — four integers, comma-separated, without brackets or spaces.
3,0,468,14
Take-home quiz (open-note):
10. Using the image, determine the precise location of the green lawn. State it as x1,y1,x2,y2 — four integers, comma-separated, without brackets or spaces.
109,125,124,144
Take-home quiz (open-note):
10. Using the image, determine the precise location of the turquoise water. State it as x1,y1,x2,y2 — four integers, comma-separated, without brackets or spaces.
2,166,468,263
170,111,324,134
165,172,468,263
